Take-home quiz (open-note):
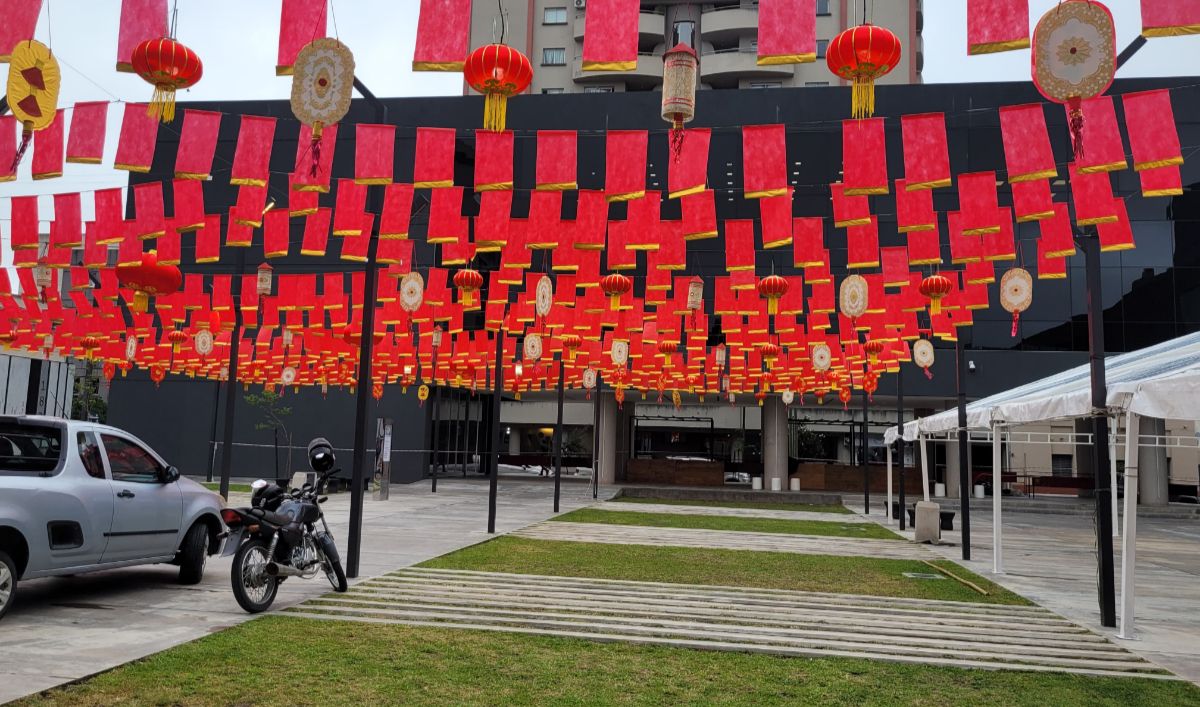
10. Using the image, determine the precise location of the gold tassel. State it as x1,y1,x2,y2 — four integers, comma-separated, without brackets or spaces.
145,85,178,124
483,93,509,132
930,298,942,315
852,76,876,119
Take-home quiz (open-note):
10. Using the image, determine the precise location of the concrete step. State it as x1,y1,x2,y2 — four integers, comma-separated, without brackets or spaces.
918,498,1200,520
597,501,871,523
615,486,844,507
512,521,932,560
285,609,1176,681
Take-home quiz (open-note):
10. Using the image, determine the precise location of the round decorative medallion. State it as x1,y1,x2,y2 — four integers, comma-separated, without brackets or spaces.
1032,1,1115,104
280,366,297,386
194,329,214,356
839,274,869,319
535,275,553,317
1000,268,1034,314
811,343,832,372
913,339,936,369
399,272,425,313
611,340,629,367
523,333,543,362
125,336,138,361
781,390,795,405
290,38,355,130
583,367,597,390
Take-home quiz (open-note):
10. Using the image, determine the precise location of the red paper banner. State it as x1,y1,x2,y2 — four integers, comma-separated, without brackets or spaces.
1038,203,1075,258
172,178,205,231
194,214,221,263
759,190,793,249
846,217,880,268
536,130,577,191
758,0,816,64
605,130,647,202
133,181,165,239
277,0,327,74
1037,238,1067,279
474,130,514,191
1139,165,1183,197
414,127,456,188
230,115,277,187
114,103,158,173
301,208,332,256
956,171,1001,235
1097,199,1134,252
427,187,467,245
830,183,871,227
1068,163,1118,226
354,123,396,185
10,195,38,251
681,190,717,241
332,178,367,236
895,179,935,233
172,109,222,179
842,118,888,196
31,109,63,179
380,183,415,239
1011,179,1054,223
0,115,16,182
907,227,942,266
293,122,337,192
668,128,710,199
724,220,754,272
1121,89,1183,171
998,103,1057,182
948,212,982,264
412,0,470,71
116,0,166,72
66,101,108,165
582,0,639,71
231,185,266,228
0,1,42,61
967,0,1030,54
900,112,951,190
51,192,82,248
792,217,825,267
1074,96,1126,174
742,124,787,199
94,188,125,244
1140,0,1200,37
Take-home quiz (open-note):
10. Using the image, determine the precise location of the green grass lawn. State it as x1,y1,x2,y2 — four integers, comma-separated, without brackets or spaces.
418,536,1029,605
23,616,1197,707
200,481,253,494
610,496,851,514
555,508,901,540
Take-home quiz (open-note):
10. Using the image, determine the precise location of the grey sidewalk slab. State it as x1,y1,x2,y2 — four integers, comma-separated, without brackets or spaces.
597,501,869,523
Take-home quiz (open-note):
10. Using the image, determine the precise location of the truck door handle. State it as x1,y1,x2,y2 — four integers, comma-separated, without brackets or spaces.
117,489,136,499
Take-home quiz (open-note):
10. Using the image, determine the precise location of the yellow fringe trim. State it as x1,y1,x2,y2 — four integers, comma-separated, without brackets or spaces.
378,232,410,240
606,190,645,203
1016,211,1055,223
581,60,637,71
353,177,392,185
757,53,816,65
1134,157,1184,171
962,226,1001,236
763,237,793,249
1142,25,1200,37
904,178,953,190
847,259,881,269
175,171,210,180
229,178,267,187
32,171,64,180
414,180,454,189
412,61,465,72
843,186,889,196
834,217,873,228
898,223,937,233
968,38,1031,55
1076,215,1119,226
536,182,577,191
1008,169,1058,183
476,182,514,191
1047,248,1077,258
1078,161,1127,174
1143,187,1184,197
744,188,787,199
65,157,103,164
668,184,706,199
683,230,718,241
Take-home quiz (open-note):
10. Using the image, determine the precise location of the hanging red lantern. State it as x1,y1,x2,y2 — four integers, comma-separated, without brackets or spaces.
102,361,117,381
80,335,103,360
757,274,789,315
661,43,698,155
826,24,902,119
116,250,183,314
838,385,852,410
562,334,582,360
150,365,166,388
600,273,632,310
131,37,203,123
453,267,484,308
864,339,885,364
463,44,533,132
758,341,781,364
919,273,954,315
167,328,188,354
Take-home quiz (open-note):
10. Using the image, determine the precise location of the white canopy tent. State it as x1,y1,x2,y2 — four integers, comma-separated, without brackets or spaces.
883,330,1200,640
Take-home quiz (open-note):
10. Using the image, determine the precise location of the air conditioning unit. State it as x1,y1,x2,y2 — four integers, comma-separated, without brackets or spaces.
574,0,586,9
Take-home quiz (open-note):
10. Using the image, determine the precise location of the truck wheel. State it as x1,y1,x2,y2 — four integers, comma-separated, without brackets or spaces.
0,551,17,620
177,522,208,585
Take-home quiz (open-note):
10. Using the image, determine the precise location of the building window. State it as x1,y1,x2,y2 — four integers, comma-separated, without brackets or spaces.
749,81,782,89
816,0,831,15
804,81,829,86
541,47,566,66
673,20,696,48
816,39,829,58
1051,454,1073,477
541,87,565,94
584,85,615,93
543,7,567,24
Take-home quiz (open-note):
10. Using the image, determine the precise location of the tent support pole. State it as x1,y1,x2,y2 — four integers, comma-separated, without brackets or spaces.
862,389,870,514
1110,414,1120,538
1119,411,1139,640
886,445,893,526
919,434,930,502
956,334,971,561
992,424,1003,575
897,369,905,530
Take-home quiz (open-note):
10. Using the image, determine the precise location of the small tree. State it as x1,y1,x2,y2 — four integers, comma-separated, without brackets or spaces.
245,388,294,478
72,374,107,422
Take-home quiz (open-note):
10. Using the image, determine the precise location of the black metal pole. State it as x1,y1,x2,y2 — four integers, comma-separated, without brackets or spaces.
1082,233,1117,627
346,79,386,580
206,379,221,483
862,387,869,513
897,369,905,531
218,246,245,500
430,346,441,492
273,426,280,481
592,374,602,499
956,334,971,561
552,361,566,513
459,389,468,477
487,331,504,533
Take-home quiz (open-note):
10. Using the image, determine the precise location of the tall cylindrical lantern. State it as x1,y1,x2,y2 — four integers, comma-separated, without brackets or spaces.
661,43,698,153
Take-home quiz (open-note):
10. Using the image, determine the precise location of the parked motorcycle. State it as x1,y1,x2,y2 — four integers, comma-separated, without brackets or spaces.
220,438,348,613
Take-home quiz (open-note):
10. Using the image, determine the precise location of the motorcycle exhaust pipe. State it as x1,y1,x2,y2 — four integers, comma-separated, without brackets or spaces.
265,562,305,578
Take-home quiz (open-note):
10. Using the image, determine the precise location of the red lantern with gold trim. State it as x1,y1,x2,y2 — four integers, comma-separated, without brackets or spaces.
562,333,582,360
131,37,203,123
757,274,789,315
116,250,183,314
919,273,954,315
826,24,902,118
464,44,533,132
600,273,632,310
864,338,885,364
453,267,484,307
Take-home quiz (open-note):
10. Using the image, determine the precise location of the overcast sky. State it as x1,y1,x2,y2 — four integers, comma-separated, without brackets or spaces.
1,0,1194,258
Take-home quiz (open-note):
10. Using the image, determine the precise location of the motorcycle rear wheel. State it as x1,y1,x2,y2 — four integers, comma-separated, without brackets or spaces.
231,538,280,613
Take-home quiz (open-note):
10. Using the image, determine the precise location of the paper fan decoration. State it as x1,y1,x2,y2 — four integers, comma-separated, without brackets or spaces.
535,275,554,318
1032,1,1115,160
7,40,61,171
1000,267,1034,336
912,338,935,379
399,272,425,313
194,329,214,357
291,38,355,176
781,390,795,405
523,332,543,362
811,343,832,372
611,340,629,367
839,274,869,320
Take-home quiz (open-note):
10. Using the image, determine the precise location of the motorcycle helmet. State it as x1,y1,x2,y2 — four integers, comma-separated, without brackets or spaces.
308,437,335,473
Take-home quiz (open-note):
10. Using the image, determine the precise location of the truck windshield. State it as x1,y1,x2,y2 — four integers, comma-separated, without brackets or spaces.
0,423,64,474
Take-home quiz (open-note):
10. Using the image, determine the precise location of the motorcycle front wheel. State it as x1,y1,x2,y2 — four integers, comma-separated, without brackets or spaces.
231,538,280,613
322,552,348,593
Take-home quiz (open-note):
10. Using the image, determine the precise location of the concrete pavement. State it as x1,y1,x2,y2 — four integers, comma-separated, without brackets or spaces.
0,478,612,704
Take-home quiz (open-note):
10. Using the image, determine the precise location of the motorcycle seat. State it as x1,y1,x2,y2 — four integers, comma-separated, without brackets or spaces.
248,508,294,526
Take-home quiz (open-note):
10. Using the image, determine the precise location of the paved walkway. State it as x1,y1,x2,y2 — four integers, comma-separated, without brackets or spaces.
512,520,933,559
287,567,1173,679
852,499,1200,684
0,479,612,703
598,501,868,523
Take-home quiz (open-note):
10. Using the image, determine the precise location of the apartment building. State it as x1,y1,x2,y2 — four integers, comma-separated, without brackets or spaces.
467,0,924,93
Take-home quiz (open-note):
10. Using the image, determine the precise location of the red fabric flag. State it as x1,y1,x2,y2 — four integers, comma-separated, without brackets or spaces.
231,185,267,228
414,127,456,188
230,115,277,187
895,179,936,233
604,220,636,271
116,0,166,71
378,237,414,267
957,171,1001,235
1097,199,1134,252
173,109,222,179
426,187,467,245
792,217,825,267
412,0,470,70
475,189,512,249
759,190,793,248
193,214,221,263
842,118,888,195
288,173,319,216
9,195,39,251
605,130,648,202
116,222,144,266
225,218,254,248
582,0,638,70
964,259,995,285
31,108,64,179
574,190,608,250
355,123,395,185
172,178,206,231
1139,165,1183,197
1039,203,1075,258
380,183,415,239
474,130,514,191
1037,239,1067,280
133,181,165,239
528,190,564,250
1011,179,1055,223
967,0,1030,54
0,115,16,182
82,222,109,268
51,193,82,248
1074,96,1126,174
301,208,332,256
332,178,367,236
1068,163,1118,226
263,208,290,258
830,183,871,227
536,130,576,190
277,0,327,74
900,112,951,190
156,219,181,265
999,103,1057,182
742,124,787,199
0,1,42,61
846,217,880,268
907,227,942,266
758,0,816,64
93,188,125,244
880,246,910,287
1140,0,1200,37
114,103,158,172
724,220,755,272
981,208,1015,261
682,189,717,241
668,128,709,199
1122,89,1183,171
340,214,373,262
948,212,982,264
66,101,107,164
